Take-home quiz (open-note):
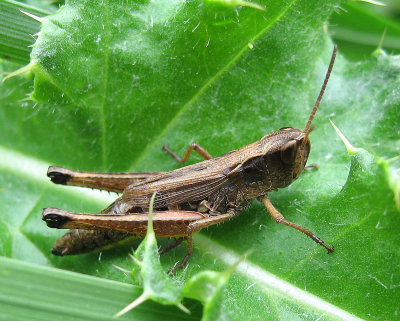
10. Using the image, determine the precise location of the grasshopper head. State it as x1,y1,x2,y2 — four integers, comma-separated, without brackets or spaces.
260,127,310,188
277,127,311,180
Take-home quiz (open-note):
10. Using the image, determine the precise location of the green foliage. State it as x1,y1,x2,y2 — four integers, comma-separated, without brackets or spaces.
116,193,188,317
0,256,202,321
0,0,399,320
0,0,52,63
330,1,400,60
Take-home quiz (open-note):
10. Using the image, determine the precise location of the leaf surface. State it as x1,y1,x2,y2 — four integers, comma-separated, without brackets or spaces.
0,0,399,320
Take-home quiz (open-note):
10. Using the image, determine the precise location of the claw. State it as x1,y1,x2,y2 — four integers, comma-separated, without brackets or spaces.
42,208,70,228
47,166,71,185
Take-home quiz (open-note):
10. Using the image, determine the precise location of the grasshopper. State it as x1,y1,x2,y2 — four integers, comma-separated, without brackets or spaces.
43,46,337,273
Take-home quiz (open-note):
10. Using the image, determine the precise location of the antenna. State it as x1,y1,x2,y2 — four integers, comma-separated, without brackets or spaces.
304,45,337,134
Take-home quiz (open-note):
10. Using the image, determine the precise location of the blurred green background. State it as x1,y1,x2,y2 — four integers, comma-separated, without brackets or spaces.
330,0,400,61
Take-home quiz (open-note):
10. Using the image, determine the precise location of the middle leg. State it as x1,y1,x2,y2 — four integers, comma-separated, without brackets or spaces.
159,237,185,255
163,142,212,164
169,211,236,274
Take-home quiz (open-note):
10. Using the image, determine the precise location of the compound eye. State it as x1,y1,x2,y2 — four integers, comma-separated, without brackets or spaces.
280,140,298,165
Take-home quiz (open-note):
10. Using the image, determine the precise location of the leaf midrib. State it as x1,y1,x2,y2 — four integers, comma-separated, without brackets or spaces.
194,233,364,321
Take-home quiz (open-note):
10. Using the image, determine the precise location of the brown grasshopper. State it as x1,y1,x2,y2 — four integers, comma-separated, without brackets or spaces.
43,46,337,273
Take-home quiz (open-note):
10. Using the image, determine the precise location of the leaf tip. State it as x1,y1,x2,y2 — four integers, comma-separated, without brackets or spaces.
357,0,386,6
379,156,400,212
20,10,44,23
177,302,191,314
113,292,148,318
128,253,142,266
146,192,157,234
205,0,266,11
330,120,361,155
372,29,387,57
239,0,266,11
2,64,33,83
113,264,131,274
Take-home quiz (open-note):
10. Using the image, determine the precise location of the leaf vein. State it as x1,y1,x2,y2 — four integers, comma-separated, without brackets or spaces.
128,0,298,170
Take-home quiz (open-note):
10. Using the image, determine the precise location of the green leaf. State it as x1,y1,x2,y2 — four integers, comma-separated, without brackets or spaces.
0,256,201,321
116,192,188,317
330,1,400,61
0,0,52,63
1,0,399,320
183,252,245,321
115,192,242,319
